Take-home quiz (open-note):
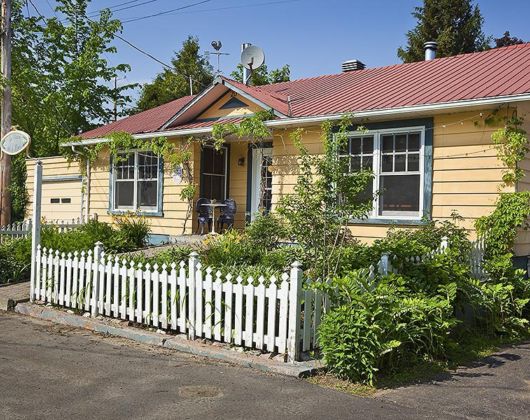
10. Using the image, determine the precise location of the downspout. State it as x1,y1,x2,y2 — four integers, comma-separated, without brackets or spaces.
71,146,90,222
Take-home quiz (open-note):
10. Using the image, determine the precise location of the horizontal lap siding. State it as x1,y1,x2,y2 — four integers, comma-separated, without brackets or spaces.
90,142,196,236
26,157,83,221
270,111,509,243
228,141,248,229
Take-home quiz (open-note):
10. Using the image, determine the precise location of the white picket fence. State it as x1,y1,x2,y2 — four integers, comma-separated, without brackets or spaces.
30,243,327,362
0,217,89,244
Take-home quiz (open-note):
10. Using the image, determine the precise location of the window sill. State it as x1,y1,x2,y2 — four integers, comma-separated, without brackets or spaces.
348,217,429,226
108,209,164,218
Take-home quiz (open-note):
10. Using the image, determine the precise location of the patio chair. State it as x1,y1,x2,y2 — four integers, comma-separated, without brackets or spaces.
196,198,212,235
217,199,237,233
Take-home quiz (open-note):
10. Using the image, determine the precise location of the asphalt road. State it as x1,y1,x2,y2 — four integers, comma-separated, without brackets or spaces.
1,311,529,419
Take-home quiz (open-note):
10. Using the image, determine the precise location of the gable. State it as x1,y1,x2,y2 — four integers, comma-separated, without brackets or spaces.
197,92,264,121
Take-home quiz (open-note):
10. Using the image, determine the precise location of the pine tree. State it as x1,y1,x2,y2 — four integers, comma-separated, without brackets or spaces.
493,31,524,48
398,0,489,63
136,36,213,111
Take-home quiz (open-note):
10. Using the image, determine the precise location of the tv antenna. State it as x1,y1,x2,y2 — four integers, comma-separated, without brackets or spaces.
208,40,230,74
240,44,265,85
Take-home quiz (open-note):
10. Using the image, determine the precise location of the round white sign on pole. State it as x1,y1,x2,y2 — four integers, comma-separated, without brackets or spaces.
1,130,31,155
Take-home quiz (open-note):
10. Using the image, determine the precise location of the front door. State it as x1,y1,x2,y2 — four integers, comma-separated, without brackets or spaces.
250,147,273,221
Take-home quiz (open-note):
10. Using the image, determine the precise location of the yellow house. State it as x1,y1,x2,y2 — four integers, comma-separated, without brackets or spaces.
26,43,530,257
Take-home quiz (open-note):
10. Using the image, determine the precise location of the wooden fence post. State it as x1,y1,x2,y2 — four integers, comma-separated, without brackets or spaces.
287,261,303,362
188,251,198,340
91,241,103,317
29,160,42,302
379,253,389,276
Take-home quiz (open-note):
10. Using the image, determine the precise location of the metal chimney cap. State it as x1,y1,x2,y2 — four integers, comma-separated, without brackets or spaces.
424,41,438,50
342,60,366,72
424,41,438,61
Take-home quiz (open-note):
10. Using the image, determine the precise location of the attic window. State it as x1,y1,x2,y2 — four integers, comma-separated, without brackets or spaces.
220,97,248,109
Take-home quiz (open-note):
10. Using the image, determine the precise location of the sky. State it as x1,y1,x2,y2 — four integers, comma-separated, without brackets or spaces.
34,0,530,103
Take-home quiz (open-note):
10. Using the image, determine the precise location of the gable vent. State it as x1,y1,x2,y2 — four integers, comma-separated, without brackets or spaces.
342,60,366,72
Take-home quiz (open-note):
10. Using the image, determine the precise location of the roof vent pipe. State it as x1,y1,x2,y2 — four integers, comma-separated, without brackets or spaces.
241,43,252,84
424,41,438,61
342,60,366,72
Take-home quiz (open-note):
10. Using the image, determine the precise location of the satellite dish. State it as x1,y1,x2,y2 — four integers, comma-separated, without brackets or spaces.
241,45,265,70
1,130,31,156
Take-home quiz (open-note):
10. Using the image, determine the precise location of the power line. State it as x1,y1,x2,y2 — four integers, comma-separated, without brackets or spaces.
87,0,161,18
122,0,212,24
163,0,302,17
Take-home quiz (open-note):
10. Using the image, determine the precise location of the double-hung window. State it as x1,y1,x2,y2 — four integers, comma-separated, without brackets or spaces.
341,127,425,220
113,151,160,213
201,145,228,201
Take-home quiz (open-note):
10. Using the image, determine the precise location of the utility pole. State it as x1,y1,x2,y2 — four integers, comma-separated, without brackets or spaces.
113,76,118,122
0,0,12,226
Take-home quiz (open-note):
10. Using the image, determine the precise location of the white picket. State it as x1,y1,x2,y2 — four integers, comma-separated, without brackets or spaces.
144,264,152,323
53,250,60,304
83,251,91,311
71,252,79,309
136,263,143,323
120,259,127,320
213,271,222,342
244,277,254,348
277,273,289,354
65,253,72,307
266,276,278,352
233,276,244,346
128,262,136,322
152,264,160,328
204,267,213,339
41,247,48,302
195,263,203,337
98,253,106,314
313,289,322,346
161,264,168,330
178,261,187,332
224,274,233,343
105,256,112,316
255,276,266,350
302,289,313,352
169,263,178,331
113,256,120,318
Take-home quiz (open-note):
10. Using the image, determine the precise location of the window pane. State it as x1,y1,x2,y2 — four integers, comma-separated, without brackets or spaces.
395,154,406,171
350,138,361,155
115,181,134,208
382,135,394,153
362,156,373,170
408,154,420,171
203,175,225,201
379,175,420,215
395,134,407,152
357,180,374,206
138,180,157,208
382,155,393,172
362,137,374,154
408,133,420,151
350,156,361,171
212,150,226,175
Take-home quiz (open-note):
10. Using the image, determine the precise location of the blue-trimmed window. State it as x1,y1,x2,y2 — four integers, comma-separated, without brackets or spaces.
111,151,162,214
340,126,427,221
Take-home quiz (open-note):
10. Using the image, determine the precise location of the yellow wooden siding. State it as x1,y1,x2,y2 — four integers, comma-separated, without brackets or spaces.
26,156,83,221
197,92,262,120
269,110,509,243
228,141,248,229
514,101,530,255
89,142,197,236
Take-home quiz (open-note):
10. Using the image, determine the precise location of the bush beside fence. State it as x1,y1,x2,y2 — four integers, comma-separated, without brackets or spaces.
31,243,328,362
0,217,88,244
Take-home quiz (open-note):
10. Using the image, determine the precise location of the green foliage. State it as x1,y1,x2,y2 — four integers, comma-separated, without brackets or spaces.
490,114,528,186
493,31,525,48
230,64,290,86
475,192,530,259
276,120,374,279
319,270,456,385
136,35,214,112
244,213,288,251
398,0,488,63
0,218,151,284
211,110,275,149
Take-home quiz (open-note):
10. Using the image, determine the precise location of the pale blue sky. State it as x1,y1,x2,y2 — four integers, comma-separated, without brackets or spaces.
35,0,530,99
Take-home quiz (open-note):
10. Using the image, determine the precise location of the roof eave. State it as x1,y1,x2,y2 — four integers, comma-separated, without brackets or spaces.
61,93,530,147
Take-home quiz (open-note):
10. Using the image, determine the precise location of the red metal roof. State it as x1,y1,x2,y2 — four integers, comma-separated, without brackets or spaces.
80,95,195,139
80,44,530,138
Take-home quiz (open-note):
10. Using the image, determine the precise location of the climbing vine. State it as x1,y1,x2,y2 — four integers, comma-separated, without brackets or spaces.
211,109,275,149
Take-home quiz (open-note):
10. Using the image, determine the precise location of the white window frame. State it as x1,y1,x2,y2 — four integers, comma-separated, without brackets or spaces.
338,126,425,221
112,150,161,213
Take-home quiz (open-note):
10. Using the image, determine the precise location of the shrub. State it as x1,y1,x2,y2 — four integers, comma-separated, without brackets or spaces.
245,213,288,251
319,270,456,385
112,213,151,250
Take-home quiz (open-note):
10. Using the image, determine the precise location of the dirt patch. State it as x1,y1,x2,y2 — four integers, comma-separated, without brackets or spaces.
178,385,223,399
306,372,375,397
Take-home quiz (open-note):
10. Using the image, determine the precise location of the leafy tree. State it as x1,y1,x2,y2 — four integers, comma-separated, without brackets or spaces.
136,36,213,112
7,0,134,219
398,0,489,63
493,31,524,48
230,63,290,86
